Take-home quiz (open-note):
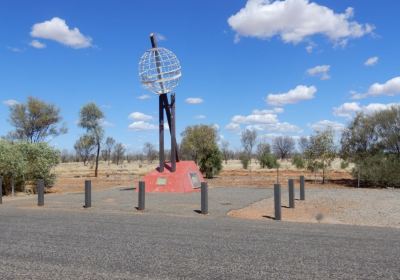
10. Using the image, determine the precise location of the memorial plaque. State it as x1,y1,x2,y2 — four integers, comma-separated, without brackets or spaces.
189,173,201,189
156,177,167,186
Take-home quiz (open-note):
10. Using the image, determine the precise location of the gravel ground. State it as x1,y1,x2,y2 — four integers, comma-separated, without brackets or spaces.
0,206,399,279
229,187,400,228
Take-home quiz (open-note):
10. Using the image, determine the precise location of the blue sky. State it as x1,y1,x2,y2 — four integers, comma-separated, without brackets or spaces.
1,0,400,152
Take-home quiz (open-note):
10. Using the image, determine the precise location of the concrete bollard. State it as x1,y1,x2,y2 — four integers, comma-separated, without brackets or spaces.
37,179,44,206
274,184,281,220
300,176,305,200
201,182,208,215
138,181,145,211
0,176,3,204
288,179,295,208
84,180,91,208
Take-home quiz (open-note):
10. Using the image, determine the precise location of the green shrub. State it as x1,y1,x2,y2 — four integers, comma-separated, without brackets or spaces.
355,154,400,188
198,146,222,179
0,140,26,194
259,153,279,169
240,154,250,169
340,160,349,169
17,142,60,187
0,140,59,194
292,154,305,169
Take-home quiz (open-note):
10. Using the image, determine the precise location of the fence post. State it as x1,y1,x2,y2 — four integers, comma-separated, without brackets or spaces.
201,182,208,215
300,176,305,200
84,180,91,208
37,179,44,206
0,176,3,204
138,181,145,211
288,179,295,208
274,184,281,220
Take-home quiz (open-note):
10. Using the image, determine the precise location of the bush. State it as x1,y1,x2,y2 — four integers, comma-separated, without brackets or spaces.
0,140,59,194
17,142,60,187
355,154,400,188
340,160,349,169
240,154,250,169
0,140,26,194
292,154,305,169
180,125,223,178
198,146,222,179
259,153,279,169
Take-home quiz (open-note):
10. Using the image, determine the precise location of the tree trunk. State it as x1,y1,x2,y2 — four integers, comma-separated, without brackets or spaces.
322,167,325,184
357,166,360,188
95,142,100,177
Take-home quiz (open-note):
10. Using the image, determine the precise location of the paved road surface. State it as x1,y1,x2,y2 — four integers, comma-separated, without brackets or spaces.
0,187,399,279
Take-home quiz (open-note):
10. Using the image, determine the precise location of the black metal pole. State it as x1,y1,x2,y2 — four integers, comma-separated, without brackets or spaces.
201,182,208,214
0,176,3,204
274,184,281,220
159,95,165,172
300,176,305,200
84,180,91,208
171,94,176,172
138,181,145,211
37,179,44,206
288,179,295,208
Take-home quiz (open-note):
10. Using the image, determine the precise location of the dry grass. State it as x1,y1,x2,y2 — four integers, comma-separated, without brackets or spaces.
51,159,353,193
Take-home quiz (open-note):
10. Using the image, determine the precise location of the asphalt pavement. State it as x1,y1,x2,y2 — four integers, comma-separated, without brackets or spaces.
0,187,399,279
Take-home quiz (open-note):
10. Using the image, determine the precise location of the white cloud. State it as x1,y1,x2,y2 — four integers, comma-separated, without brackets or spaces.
128,121,157,131
137,94,151,100
226,108,301,133
185,97,204,104
364,56,379,66
156,33,167,41
232,111,278,124
228,0,373,45
30,17,92,49
306,43,316,53
100,119,114,127
334,102,400,118
7,47,24,53
3,99,19,106
352,76,400,99
307,65,330,80
30,40,46,49
195,115,206,119
311,120,345,132
266,85,317,106
333,102,361,118
213,124,220,130
128,112,153,121
225,122,241,131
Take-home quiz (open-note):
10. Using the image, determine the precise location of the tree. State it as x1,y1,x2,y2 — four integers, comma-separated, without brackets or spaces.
272,136,295,160
79,103,104,177
74,135,96,165
143,142,158,163
220,140,231,164
304,129,336,184
241,129,257,165
180,125,222,178
104,137,115,165
341,107,400,187
112,143,126,165
8,97,67,143
256,142,271,167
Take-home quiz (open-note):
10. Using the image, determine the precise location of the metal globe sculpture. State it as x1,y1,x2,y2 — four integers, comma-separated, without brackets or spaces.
139,47,181,95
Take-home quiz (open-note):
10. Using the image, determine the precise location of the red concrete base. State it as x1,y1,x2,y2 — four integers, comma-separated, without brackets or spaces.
142,161,205,193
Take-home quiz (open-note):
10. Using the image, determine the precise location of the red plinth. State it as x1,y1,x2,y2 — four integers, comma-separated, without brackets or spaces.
142,161,205,193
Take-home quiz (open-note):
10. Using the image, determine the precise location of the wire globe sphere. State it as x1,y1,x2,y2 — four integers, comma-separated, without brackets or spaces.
138,47,182,95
